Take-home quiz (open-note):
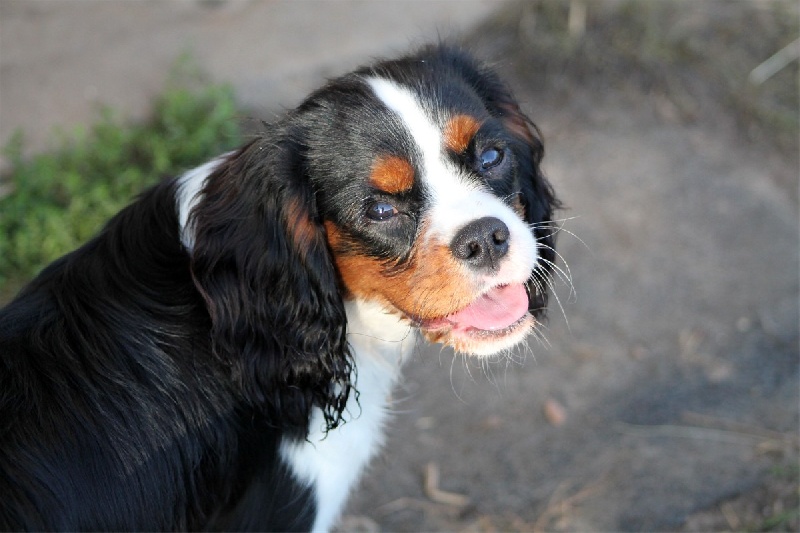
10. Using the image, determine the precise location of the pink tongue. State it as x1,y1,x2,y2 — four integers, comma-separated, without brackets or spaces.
447,284,529,331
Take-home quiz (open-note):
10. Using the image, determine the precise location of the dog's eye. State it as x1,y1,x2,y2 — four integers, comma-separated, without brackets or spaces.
479,147,504,171
366,202,398,221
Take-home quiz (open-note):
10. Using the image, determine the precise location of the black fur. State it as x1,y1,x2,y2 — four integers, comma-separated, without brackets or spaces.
0,178,320,530
0,44,556,530
188,139,353,432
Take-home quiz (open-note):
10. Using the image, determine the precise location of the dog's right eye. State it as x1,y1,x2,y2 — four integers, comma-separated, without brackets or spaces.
366,202,398,221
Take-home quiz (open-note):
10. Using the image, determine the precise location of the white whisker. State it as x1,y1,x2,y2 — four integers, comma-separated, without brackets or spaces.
530,217,591,253
536,254,575,296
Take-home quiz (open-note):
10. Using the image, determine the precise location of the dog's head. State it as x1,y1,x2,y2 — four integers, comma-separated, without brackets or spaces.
311,47,558,356
184,45,558,428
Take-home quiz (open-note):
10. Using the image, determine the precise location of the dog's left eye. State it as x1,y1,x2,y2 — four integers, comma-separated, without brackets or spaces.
479,147,504,171
366,202,398,221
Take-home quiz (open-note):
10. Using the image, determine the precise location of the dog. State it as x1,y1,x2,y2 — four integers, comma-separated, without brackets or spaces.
0,45,558,531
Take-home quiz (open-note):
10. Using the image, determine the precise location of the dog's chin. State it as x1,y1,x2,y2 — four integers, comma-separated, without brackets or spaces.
415,283,535,357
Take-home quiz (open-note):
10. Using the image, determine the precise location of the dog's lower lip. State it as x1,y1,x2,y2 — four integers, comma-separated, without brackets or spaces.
463,312,531,336
417,283,529,333
419,312,534,350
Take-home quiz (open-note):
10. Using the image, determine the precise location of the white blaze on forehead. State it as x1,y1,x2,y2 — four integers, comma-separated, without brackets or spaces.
366,76,538,284
366,77,450,181
366,77,481,212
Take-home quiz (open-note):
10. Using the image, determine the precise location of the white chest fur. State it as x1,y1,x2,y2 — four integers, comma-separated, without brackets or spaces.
279,300,415,533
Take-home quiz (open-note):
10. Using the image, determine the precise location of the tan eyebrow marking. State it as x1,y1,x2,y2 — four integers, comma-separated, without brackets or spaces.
443,114,482,153
369,155,415,194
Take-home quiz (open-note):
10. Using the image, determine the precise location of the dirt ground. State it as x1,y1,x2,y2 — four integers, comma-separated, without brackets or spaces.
1,1,798,531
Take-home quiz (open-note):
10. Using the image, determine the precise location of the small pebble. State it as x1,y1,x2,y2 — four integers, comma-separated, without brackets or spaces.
544,398,567,426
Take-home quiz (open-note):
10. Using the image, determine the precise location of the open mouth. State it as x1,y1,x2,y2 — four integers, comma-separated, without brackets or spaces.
419,283,531,338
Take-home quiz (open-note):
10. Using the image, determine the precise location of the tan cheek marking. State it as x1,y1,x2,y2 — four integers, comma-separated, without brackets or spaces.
369,155,415,194
444,114,482,153
324,221,476,320
510,192,526,219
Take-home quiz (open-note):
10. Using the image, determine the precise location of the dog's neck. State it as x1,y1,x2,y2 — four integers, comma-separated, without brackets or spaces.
344,299,416,370
279,299,413,533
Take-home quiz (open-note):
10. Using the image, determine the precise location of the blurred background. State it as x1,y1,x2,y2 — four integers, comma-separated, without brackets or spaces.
1,1,798,530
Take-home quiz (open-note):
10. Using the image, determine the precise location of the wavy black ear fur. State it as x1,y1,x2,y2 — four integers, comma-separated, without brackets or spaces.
431,45,561,317
188,135,353,434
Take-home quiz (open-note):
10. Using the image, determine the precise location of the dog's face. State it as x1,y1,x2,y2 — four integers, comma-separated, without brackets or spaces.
186,46,557,426
296,49,557,356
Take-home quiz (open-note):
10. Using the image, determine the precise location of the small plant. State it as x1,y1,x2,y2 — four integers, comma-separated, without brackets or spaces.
0,58,243,297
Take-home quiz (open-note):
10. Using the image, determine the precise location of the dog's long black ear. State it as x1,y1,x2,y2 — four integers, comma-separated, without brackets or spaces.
188,137,352,433
440,46,560,316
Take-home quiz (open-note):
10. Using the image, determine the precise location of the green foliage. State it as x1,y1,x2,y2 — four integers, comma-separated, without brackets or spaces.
0,59,242,296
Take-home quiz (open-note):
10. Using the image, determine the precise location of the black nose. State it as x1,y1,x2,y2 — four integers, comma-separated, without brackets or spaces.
450,217,510,270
